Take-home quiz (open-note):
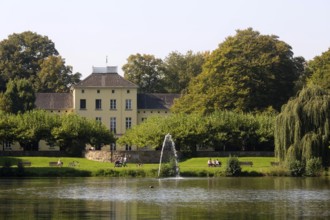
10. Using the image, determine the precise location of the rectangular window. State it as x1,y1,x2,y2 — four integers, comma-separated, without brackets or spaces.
125,99,132,110
96,117,102,123
142,117,147,122
4,141,11,150
110,117,116,134
110,99,117,110
125,144,132,151
95,99,102,110
112,90,115,94
125,117,132,129
80,99,86,109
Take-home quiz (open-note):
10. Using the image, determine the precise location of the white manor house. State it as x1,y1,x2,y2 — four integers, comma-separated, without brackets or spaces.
3,66,179,152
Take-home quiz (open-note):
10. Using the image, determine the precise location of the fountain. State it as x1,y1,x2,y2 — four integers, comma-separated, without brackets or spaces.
157,133,180,177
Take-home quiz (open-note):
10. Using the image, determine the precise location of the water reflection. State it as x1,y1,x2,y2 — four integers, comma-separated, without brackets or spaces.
0,177,329,219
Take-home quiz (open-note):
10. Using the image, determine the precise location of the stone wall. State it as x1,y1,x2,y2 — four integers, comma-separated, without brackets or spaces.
84,150,177,163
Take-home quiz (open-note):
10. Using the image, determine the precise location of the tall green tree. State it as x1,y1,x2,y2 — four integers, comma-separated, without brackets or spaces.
172,28,302,114
123,53,166,93
0,31,80,93
36,56,81,92
274,86,330,166
306,48,330,91
0,78,35,114
0,31,58,91
0,111,17,151
163,51,208,93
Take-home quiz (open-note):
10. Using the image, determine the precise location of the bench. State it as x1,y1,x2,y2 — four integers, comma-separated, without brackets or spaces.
270,162,280,166
114,161,127,168
239,161,253,167
208,163,221,167
49,162,63,167
18,161,31,167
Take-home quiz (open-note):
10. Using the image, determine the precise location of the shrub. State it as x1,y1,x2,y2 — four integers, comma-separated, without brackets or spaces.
225,156,241,176
158,163,176,177
288,160,305,176
305,157,323,177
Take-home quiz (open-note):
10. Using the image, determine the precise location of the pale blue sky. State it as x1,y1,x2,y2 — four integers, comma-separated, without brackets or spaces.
1,0,329,78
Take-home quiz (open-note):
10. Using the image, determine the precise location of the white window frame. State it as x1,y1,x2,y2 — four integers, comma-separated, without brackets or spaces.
125,99,132,110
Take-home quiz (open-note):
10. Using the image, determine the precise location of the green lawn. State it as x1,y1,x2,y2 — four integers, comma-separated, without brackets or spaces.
179,157,276,175
0,156,281,177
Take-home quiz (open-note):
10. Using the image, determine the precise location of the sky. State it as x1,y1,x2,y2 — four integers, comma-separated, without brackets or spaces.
1,0,329,78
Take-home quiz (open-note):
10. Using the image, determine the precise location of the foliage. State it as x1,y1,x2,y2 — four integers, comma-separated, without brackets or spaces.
52,114,115,155
275,86,330,167
305,157,323,177
118,111,275,152
36,56,81,92
163,50,208,93
0,110,114,154
0,31,81,94
123,53,166,93
0,111,17,149
287,160,305,177
171,28,302,114
307,48,330,91
225,156,241,176
0,78,35,113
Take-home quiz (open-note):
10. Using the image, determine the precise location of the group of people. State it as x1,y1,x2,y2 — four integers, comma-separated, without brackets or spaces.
114,155,127,167
207,158,221,167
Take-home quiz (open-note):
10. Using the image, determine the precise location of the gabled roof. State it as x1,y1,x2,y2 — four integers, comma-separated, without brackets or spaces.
137,93,181,109
74,66,138,88
35,93,73,110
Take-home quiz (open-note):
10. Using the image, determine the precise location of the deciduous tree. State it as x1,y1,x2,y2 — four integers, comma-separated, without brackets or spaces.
0,79,35,114
0,31,81,93
172,28,302,114
306,48,330,91
163,51,207,93
123,53,166,93
274,86,330,166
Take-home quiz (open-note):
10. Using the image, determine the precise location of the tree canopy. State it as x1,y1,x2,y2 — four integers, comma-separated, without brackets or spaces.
171,28,302,114
0,31,81,93
163,51,207,93
122,53,166,93
306,48,330,91
0,110,115,155
0,78,35,114
274,86,330,166
117,111,275,153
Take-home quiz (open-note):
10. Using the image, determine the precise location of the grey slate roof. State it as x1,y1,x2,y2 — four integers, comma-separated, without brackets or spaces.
137,93,181,109
74,72,138,88
35,93,73,110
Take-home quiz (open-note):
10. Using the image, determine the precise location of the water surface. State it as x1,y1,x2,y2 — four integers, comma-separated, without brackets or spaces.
0,177,329,219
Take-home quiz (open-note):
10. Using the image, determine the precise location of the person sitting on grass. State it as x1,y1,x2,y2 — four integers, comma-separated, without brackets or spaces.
57,159,63,167
208,158,213,167
214,159,221,167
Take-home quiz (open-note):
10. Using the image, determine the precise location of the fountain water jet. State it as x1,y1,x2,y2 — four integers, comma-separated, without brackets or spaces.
158,134,180,177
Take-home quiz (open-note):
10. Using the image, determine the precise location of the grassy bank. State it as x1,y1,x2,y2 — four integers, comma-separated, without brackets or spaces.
0,156,328,177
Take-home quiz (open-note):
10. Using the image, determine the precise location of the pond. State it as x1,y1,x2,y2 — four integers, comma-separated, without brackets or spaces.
0,177,329,219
